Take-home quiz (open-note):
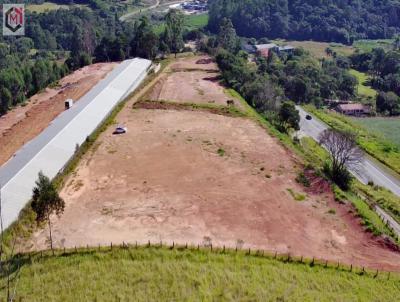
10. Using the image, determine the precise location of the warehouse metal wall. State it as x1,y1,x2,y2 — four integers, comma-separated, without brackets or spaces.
0,58,152,229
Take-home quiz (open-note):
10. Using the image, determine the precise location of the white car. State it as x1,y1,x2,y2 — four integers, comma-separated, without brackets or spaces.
113,125,127,134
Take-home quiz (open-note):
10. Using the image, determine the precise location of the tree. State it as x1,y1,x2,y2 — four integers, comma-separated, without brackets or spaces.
31,172,65,253
278,101,300,131
376,91,400,115
131,16,159,59
217,18,238,53
319,129,363,190
164,9,184,57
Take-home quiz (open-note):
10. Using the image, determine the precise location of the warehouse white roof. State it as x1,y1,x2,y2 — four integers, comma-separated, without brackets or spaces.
0,58,151,229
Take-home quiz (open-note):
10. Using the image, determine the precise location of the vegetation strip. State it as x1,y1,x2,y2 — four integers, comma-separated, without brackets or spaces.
2,244,399,301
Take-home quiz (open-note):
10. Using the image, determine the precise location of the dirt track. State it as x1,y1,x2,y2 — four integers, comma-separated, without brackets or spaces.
28,55,400,271
0,63,117,166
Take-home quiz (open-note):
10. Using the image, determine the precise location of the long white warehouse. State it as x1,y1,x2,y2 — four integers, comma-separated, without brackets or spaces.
0,58,152,229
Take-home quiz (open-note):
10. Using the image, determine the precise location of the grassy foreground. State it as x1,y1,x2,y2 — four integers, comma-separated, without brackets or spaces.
2,246,399,301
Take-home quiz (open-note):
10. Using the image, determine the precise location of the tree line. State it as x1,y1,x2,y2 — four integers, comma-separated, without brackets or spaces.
208,0,400,44
351,48,400,115
0,6,187,116
207,18,357,132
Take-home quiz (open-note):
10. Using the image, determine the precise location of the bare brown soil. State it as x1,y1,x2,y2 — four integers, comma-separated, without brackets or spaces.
29,109,400,271
27,55,400,271
147,55,243,109
0,63,117,166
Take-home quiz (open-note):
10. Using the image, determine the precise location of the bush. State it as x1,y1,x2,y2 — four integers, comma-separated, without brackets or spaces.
323,161,352,191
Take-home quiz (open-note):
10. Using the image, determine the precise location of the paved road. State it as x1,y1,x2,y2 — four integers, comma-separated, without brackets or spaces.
119,0,160,22
297,106,400,237
119,0,186,22
297,106,400,195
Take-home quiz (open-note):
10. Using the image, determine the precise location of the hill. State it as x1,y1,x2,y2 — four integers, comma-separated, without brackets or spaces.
2,246,400,301
208,0,400,43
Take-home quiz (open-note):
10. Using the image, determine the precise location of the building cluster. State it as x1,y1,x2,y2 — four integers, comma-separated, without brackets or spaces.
181,0,208,12
253,43,295,57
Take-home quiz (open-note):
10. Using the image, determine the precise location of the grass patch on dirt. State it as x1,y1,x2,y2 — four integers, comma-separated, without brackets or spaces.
287,188,307,201
349,69,377,98
304,105,400,175
133,99,247,118
2,246,399,301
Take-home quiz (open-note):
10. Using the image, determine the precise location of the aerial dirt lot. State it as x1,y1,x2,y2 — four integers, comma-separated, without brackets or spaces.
0,63,117,166
147,55,244,109
28,55,400,271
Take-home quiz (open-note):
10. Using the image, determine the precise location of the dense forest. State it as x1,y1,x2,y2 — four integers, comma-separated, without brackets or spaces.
208,0,400,44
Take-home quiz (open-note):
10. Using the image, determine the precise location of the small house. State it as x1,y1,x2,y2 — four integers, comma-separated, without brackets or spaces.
254,43,279,57
336,103,370,116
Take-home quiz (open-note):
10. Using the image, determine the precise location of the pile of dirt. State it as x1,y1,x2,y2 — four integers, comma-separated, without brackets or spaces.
302,169,332,195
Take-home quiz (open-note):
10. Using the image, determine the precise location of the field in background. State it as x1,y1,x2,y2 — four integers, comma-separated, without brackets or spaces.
2,247,399,301
155,13,208,34
349,69,377,98
353,39,394,52
26,2,71,13
272,40,354,59
352,117,400,148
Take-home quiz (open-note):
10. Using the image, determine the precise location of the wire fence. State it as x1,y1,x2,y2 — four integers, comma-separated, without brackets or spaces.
15,240,396,281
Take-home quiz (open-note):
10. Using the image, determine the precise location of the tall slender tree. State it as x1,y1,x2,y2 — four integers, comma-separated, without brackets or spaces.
31,172,65,253
164,9,184,58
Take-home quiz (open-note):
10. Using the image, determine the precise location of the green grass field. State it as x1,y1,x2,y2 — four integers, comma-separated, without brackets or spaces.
271,40,355,59
353,39,394,52
352,117,400,148
26,2,70,13
2,246,399,301
155,13,209,34
349,69,377,98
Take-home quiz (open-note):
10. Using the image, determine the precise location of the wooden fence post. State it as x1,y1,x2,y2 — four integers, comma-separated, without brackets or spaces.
300,256,303,263
350,264,352,272
111,242,113,250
